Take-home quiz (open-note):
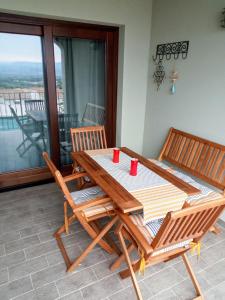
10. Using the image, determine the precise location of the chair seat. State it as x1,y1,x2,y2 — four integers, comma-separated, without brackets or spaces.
70,186,114,218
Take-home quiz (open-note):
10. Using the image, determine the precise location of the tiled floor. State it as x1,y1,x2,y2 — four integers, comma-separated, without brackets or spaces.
1,183,225,300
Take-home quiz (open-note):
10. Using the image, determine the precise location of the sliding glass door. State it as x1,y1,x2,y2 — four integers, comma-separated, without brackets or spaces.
54,37,106,165
0,15,118,189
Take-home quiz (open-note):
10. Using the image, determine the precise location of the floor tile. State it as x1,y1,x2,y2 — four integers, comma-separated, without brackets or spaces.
0,244,5,256
0,268,8,285
31,262,67,288
109,281,151,300
1,183,225,300
204,280,225,300
0,276,32,300
5,234,40,254
201,259,225,286
143,267,183,296
81,274,123,300
59,290,83,299
0,231,20,245
9,256,48,281
25,239,58,259
14,283,59,300
0,250,26,269
172,272,211,299
56,268,97,297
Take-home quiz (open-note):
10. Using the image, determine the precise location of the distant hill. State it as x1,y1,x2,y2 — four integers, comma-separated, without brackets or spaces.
0,62,62,78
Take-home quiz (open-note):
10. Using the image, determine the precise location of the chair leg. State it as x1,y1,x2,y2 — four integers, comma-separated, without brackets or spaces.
64,201,69,235
67,215,118,272
91,220,122,256
209,224,221,235
182,253,203,299
118,229,143,300
110,243,135,271
53,215,77,268
77,216,115,255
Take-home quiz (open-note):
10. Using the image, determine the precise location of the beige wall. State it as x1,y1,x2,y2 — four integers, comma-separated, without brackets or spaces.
0,0,152,152
143,0,225,158
144,0,225,220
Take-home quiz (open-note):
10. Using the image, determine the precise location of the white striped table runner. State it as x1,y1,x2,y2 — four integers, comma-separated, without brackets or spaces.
85,149,187,223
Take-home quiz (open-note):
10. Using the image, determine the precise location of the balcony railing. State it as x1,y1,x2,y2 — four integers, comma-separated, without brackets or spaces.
0,90,64,130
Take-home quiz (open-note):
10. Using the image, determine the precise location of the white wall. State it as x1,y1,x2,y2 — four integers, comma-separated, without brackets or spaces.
143,0,225,158
0,0,153,153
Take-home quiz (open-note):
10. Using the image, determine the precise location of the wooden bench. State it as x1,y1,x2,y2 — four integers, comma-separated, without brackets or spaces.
157,128,225,232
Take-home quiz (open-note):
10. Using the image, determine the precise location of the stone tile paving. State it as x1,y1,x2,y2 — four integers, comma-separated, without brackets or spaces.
0,182,225,299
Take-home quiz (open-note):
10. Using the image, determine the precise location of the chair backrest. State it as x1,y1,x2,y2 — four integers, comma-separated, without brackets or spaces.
58,113,79,131
25,100,45,112
151,198,225,252
42,152,75,209
70,125,107,152
82,103,105,125
9,106,28,134
159,128,225,191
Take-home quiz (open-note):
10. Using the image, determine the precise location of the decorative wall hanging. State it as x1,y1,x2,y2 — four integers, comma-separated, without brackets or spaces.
153,60,165,91
169,70,179,94
221,8,225,27
152,41,189,63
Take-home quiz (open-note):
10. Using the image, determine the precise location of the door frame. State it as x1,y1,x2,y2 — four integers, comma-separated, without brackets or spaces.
0,13,118,189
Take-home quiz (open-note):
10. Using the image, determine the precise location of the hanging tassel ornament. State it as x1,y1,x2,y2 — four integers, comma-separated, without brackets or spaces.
170,70,179,95
138,249,146,275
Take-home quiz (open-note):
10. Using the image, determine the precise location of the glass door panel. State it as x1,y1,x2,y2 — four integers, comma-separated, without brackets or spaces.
54,37,106,165
0,33,50,173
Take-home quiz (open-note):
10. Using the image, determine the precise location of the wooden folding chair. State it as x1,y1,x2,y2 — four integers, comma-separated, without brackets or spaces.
10,106,44,156
42,152,120,272
70,125,107,188
111,198,225,300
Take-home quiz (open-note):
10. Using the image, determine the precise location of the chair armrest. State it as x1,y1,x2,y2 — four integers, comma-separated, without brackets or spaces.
117,210,153,255
73,196,111,212
64,172,88,182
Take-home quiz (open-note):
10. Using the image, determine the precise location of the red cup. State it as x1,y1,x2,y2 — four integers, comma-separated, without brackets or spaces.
130,158,138,176
113,148,120,163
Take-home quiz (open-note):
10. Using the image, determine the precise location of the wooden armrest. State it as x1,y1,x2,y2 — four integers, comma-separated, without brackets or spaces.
64,172,88,182
117,210,153,255
73,196,111,212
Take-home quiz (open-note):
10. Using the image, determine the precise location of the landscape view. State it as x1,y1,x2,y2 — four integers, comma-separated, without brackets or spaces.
0,61,62,89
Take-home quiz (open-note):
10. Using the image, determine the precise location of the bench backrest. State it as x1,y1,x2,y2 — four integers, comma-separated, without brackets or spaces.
159,128,225,191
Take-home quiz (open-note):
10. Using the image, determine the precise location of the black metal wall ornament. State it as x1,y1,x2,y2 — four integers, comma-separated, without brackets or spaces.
153,60,166,91
152,41,189,63
221,8,225,28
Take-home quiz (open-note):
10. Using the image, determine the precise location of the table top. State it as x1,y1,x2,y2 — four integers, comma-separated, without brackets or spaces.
71,147,200,214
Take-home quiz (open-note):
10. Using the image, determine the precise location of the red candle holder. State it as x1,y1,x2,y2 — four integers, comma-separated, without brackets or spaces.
113,148,120,163
130,158,138,176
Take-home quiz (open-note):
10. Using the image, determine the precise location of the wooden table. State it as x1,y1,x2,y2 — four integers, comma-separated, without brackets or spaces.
71,147,200,214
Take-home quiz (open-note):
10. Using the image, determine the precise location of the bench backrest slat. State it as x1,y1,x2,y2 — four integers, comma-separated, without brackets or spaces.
159,128,225,191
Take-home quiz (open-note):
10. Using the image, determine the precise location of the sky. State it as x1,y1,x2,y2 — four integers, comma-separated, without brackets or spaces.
0,32,61,63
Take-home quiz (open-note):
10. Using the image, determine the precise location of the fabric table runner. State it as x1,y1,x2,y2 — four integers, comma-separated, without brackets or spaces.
85,148,188,223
